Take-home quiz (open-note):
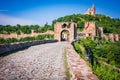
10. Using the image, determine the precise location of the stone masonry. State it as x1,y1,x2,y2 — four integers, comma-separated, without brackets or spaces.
0,30,54,39
83,22,97,38
54,22,77,42
0,42,66,80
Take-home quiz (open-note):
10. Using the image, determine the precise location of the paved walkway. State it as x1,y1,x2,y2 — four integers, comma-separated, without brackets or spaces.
0,42,98,80
0,42,66,80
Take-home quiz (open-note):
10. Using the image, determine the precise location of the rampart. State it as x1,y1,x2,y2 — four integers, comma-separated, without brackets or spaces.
0,40,57,55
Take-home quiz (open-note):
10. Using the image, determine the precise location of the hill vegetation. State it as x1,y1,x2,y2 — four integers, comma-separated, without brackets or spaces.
0,24,53,34
0,14,120,34
73,38,120,79
0,24,54,44
53,14,120,33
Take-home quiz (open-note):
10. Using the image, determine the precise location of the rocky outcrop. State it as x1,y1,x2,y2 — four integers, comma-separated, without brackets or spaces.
0,40,57,55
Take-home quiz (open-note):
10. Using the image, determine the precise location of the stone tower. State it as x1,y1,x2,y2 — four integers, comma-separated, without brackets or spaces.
86,8,91,15
91,4,96,16
83,22,96,38
54,22,77,42
85,4,96,16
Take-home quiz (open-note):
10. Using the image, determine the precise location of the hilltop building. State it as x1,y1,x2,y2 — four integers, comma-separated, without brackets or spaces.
85,4,96,16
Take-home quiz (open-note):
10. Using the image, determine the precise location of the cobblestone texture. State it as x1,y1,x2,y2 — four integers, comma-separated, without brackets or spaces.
0,42,66,80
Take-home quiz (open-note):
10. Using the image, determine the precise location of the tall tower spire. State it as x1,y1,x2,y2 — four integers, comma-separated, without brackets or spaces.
91,4,96,15
85,4,96,16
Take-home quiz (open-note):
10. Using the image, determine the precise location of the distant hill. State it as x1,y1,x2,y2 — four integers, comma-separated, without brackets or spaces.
52,14,120,34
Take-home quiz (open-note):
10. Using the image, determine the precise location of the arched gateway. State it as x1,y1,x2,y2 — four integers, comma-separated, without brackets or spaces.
61,30,70,41
54,22,77,42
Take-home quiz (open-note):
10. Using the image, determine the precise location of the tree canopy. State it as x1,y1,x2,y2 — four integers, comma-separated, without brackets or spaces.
0,14,120,34
0,24,54,34
53,14,120,33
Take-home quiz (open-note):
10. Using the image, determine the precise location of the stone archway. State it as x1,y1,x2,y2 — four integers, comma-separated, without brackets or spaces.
54,22,77,42
61,30,70,41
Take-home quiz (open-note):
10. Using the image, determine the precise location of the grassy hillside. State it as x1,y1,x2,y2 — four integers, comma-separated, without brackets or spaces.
53,14,120,33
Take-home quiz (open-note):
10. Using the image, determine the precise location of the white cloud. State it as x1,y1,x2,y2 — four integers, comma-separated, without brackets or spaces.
0,14,40,26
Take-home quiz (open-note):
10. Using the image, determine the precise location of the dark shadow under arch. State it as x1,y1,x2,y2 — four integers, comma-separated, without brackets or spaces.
61,30,70,41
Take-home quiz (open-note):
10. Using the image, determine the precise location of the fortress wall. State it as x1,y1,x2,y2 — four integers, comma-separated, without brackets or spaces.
0,30,54,39
0,40,58,55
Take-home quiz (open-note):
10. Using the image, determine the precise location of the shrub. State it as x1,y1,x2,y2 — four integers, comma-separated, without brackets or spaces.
73,42,82,54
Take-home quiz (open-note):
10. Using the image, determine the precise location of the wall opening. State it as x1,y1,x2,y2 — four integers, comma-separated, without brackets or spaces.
61,30,70,41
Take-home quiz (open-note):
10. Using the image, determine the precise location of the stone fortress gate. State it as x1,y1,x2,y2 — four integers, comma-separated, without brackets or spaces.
54,22,77,42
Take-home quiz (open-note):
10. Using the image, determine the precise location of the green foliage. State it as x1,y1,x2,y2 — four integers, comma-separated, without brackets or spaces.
19,37,35,42
73,39,120,80
35,34,54,40
53,14,120,33
0,38,18,44
0,34,54,44
0,24,54,34
93,63,120,80
73,42,82,54
73,41,88,60
80,38,120,67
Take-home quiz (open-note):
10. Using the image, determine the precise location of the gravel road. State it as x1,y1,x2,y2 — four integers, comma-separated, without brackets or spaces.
0,42,66,80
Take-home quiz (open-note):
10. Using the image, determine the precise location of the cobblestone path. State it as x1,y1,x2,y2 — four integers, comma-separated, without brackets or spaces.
0,42,66,80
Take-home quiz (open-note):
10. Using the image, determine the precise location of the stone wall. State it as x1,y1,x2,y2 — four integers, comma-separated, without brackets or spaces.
0,40,57,55
0,30,54,39
108,33,119,42
54,22,77,42
83,22,96,37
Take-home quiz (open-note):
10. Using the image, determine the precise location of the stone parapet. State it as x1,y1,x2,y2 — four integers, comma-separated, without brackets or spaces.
65,42,98,80
0,40,58,55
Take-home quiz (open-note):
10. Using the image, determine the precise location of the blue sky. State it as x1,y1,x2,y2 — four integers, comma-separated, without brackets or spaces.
0,0,120,26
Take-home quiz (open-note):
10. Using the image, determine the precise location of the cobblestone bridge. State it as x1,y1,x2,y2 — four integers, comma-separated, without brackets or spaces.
0,42,98,80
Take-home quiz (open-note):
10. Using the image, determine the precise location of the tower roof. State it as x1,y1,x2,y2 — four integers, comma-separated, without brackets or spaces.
91,4,95,13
